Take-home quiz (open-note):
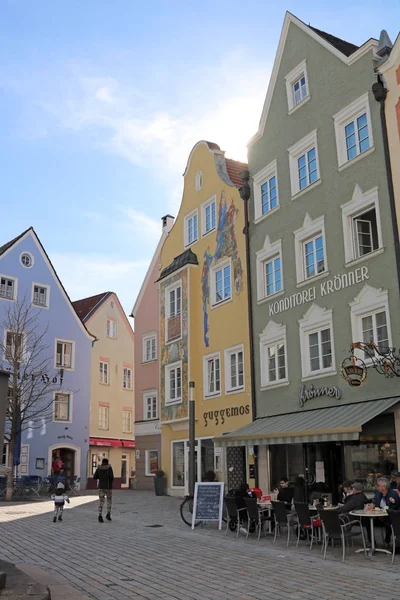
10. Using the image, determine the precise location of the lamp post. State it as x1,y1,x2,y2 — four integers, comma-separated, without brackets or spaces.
188,381,195,497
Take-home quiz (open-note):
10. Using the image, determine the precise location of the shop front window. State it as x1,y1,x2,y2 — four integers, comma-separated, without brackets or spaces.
172,441,185,487
91,451,109,476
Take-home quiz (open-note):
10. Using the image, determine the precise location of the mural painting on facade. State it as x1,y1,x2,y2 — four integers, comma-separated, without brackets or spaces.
160,270,189,421
202,190,243,347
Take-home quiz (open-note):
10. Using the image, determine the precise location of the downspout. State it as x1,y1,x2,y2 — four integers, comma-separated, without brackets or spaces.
372,77,400,296
239,170,258,488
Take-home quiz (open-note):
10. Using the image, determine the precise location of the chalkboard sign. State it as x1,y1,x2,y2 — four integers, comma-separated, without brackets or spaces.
192,482,225,530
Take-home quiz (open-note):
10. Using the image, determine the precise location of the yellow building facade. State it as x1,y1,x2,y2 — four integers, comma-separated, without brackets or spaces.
73,292,135,489
159,141,253,496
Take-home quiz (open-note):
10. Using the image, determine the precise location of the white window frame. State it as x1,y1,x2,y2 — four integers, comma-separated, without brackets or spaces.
4,330,25,363
165,360,183,405
106,319,117,339
165,280,182,343
211,258,232,308
54,339,74,370
143,390,158,420
256,235,283,302
259,321,288,389
142,332,157,362
184,208,199,247
122,410,133,433
99,361,110,385
294,213,327,285
20,252,34,268
341,185,383,266
288,130,320,198
53,391,73,423
145,449,159,477
203,351,221,399
253,160,279,222
350,285,392,364
299,304,336,380
333,92,374,169
98,405,109,430
31,282,50,309
123,367,133,390
285,59,310,114
201,195,217,237
2,442,9,467
224,344,245,394
0,275,17,302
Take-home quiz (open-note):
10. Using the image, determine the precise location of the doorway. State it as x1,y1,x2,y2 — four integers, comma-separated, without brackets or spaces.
52,448,75,488
304,442,343,505
121,453,130,488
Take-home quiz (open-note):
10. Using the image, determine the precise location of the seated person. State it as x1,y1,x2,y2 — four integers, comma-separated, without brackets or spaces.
338,482,367,514
339,480,353,504
367,477,400,545
390,471,400,490
274,477,294,508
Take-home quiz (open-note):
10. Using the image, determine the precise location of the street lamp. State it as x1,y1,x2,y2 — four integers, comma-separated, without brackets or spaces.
188,381,195,497
341,341,400,386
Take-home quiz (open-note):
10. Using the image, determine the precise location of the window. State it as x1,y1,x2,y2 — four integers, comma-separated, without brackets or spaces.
341,185,383,265
2,443,9,467
143,333,156,362
32,284,48,307
123,367,132,390
20,252,33,268
123,410,132,433
106,319,117,339
201,195,217,236
350,285,392,362
253,160,279,221
144,391,158,420
225,345,244,392
333,93,374,168
99,405,109,430
5,331,23,362
56,341,73,369
203,353,221,398
264,256,282,297
299,304,335,379
285,60,310,113
288,130,320,197
294,214,327,284
172,441,185,486
145,450,159,476
54,393,71,422
99,361,109,385
260,321,288,388
166,282,182,343
256,235,283,302
211,260,231,306
184,210,198,247
0,276,16,300
165,361,182,404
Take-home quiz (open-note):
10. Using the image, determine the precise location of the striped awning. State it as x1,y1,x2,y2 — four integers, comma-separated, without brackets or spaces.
214,397,399,447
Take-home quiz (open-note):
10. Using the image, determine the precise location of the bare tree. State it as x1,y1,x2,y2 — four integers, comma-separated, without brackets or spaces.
0,297,64,501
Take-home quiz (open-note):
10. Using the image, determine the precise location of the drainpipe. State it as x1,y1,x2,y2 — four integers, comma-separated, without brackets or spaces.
372,77,400,296
239,170,258,488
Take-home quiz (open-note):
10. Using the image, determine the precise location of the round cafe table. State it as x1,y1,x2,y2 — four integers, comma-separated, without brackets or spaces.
350,509,391,557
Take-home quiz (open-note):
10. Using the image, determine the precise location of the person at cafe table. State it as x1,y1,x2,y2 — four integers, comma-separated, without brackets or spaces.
337,482,367,514
367,477,400,547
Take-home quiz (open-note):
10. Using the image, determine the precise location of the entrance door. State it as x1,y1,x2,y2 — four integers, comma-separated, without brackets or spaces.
121,453,130,488
57,449,75,488
304,442,343,505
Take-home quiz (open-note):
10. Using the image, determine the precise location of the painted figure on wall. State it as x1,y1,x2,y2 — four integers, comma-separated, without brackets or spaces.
201,190,243,347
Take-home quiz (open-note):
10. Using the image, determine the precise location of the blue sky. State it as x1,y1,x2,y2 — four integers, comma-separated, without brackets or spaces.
1,1,399,317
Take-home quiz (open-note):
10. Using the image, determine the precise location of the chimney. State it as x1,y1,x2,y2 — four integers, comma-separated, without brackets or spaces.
161,214,175,233
377,30,393,60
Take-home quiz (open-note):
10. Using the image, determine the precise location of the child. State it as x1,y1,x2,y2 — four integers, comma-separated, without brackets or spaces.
51,482,70,522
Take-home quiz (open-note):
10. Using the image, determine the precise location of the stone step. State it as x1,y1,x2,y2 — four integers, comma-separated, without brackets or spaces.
0,561,50,599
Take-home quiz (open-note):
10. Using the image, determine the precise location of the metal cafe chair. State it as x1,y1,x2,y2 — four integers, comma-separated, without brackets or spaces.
244,498,272,541
388,509,400,564
271,500,297,546
224,496,247,537
319,509,366,562
294,502,322,550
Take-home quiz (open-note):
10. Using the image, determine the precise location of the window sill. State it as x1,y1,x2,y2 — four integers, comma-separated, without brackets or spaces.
56,366,74,371
204,392,221,400
301,370,337,383
257,290,285,305
338,146,375,172
261,380,289,391
296,271,329,288
98,428,110,431
0,297,16,302
211,296,232,310
122,387,133,391
142,359,157,365
166,335,182,345
165,399,183,406
184,239,198,250
254,204,281,225
32,304,49,310
291,178,322,201
202,227,216,239
53,420,72,424
106,336,117,340
99,382,110,386
226,387,245,395
345,247,385,268
288,95,311,115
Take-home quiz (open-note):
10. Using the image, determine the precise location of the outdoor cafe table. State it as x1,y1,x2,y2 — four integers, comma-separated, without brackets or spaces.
350,509,391,557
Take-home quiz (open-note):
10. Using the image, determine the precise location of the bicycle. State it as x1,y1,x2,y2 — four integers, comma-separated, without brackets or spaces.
179,495,228,527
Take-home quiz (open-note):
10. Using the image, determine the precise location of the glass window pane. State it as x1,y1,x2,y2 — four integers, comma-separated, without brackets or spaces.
268,346,276,382
309,332,320,371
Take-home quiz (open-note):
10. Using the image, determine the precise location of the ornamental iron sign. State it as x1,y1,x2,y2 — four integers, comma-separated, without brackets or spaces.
341,341,400,387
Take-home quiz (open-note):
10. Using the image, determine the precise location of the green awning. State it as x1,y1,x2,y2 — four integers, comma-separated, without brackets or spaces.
214,397,399,447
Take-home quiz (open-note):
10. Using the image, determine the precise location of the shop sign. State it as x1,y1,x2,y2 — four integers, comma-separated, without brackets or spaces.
298,384,341,408
57,434,73,440
269,266,369,317
203,405,250,427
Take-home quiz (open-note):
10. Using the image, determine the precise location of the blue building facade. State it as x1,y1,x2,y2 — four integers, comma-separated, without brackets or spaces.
0,228,93,485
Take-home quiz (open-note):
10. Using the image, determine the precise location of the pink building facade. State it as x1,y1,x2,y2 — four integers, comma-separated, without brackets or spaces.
131,215,174,489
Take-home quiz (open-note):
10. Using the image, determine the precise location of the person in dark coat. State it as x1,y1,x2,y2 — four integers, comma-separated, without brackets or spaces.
337,482,368,514
368,477,400,545
93,458,114,523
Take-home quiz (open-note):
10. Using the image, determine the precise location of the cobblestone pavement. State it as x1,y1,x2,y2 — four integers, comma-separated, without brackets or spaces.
1,490,400,600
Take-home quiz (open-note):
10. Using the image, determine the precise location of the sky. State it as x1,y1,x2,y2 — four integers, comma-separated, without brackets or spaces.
1,1,399,319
